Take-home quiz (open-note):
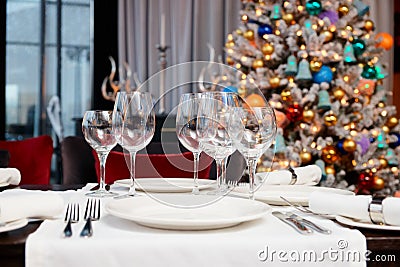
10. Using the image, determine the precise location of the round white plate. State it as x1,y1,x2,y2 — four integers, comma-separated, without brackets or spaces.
0,218,28,233
336,215,400,231
231,185,354,206
114,178,216,193
105,194,271,230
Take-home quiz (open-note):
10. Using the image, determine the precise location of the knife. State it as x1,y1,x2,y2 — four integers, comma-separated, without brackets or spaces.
272,211,313,235
286,212,332,235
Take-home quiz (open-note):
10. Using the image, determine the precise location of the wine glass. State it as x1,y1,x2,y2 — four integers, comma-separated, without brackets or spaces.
82,110,117,197
120,91,155,196
229,105,277,200
196,92,239,194
176,93,203,194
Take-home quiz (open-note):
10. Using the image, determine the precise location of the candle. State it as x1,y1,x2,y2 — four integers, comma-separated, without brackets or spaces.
160,13,166,47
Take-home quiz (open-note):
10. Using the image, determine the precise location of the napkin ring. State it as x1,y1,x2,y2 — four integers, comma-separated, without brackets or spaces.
368,196,386,225
288,167,297,185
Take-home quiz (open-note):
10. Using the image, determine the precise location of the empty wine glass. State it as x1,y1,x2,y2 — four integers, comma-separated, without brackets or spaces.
120,92,155,196
176,93,202,194
196,92,239,194
229,105,277,200
82,110,117,197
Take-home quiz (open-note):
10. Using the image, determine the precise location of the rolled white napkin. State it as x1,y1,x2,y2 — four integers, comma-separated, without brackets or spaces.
0,189,64,223
309,191,400,226
0,168,21,186
257,165,322,185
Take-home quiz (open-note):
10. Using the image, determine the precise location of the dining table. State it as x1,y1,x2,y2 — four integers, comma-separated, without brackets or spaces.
0,183,399,267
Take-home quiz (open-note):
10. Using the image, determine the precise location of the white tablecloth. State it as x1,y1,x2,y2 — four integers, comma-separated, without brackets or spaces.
26,185,367,267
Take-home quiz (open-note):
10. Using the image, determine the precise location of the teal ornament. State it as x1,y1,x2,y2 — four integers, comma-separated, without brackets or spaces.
295,59,312,81
315,159,327,181
386,148,398,166
352,39,366,57
344,42,357,63
274,132,286,153
361,65,377,79
374,63,388,79
317,90,331,111
312,65,333,84
353,0,370,17
306,0,322,16
270,4,282,20
257,24,273,38
222,86,238,93
376,132,388,149
285,55,298,76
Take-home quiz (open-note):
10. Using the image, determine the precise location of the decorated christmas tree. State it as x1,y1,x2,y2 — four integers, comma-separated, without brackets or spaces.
222,0,399,194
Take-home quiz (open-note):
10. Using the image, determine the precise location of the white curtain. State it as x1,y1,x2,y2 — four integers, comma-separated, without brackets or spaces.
118,0,394,108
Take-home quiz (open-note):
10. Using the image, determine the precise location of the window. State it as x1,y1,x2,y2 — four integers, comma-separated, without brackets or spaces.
5,0,92,140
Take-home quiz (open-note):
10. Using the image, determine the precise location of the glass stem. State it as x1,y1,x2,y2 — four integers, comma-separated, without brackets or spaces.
192,152,200,194
98,152,109,191
216,159,223,191
129,151,137,195
247,158,257,200
221,157,227,190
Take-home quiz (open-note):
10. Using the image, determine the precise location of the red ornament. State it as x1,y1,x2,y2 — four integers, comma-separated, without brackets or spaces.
357,171,374,192
286,103,303,122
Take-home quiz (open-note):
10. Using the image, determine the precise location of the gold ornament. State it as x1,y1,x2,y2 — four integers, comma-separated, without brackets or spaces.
321,30,333,42
310,58,323,72
269,76,280,88
345,25,353,32
236,29,243,35
364,19,375,32
377,102,385,108
225,40,235,48
379,157,388,169
324,112,338,126
300,151,312,164
386,116,399,128
261,43,274,55
343,138,357,152
302,109,315,123
325,165,336,175
338,4,349,17
244,29,255,41
382,125,390,133
321,145,339,164
373,176,385,191
281,88,292,102
226,56,234,65
252,58,264,69
282,13,294,24
333,87,346,100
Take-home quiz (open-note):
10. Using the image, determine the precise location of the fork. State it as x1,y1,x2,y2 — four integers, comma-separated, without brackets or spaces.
80,198,100,238
63,203,79,238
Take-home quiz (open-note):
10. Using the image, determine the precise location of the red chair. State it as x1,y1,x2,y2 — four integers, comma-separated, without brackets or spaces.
0,135,53,185
92,150,213,185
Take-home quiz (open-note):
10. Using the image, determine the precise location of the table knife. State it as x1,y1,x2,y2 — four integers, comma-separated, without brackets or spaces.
272,211,313,235
286,212,332,235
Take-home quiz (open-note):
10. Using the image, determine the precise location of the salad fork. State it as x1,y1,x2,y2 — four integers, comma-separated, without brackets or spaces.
80,198,100,238
63,203,79,238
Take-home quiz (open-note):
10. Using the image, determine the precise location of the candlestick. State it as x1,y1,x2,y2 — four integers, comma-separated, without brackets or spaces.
156,45,169,114
160,13,166,47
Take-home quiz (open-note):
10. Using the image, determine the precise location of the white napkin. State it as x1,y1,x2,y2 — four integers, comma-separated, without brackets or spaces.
257,165,322,185
309,191,400,226
0,189,64,223
0,168,21,185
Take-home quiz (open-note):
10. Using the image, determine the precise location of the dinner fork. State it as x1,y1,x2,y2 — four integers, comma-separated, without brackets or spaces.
80,198,100,238
63,203,79,238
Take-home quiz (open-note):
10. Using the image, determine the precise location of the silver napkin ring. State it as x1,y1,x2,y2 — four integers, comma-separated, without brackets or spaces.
368,196,386,225
288,167,297,185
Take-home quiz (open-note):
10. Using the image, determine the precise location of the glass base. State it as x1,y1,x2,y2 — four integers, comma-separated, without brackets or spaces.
85,189,118,198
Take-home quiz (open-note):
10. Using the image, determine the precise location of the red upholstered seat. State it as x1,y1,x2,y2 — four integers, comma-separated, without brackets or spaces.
0,135,53,185
92,150,213,185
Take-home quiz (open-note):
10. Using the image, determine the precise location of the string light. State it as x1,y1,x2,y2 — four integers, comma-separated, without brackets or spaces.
256,9,262,16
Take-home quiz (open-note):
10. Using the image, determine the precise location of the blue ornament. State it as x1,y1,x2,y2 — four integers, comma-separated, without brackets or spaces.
389,132,400,148
312,65,333,84
306,0,322,16
337,139,348,155
257,24,273,38
222,86,238,93
352,39,366,57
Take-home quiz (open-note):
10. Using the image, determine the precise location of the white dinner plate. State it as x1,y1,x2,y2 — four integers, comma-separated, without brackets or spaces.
114,178,216,193
231,185,354,206
336,215,400,231
0,218,28,233
105,194,271,230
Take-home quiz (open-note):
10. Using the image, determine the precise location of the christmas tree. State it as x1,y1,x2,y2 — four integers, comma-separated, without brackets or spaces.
223,0,399,195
